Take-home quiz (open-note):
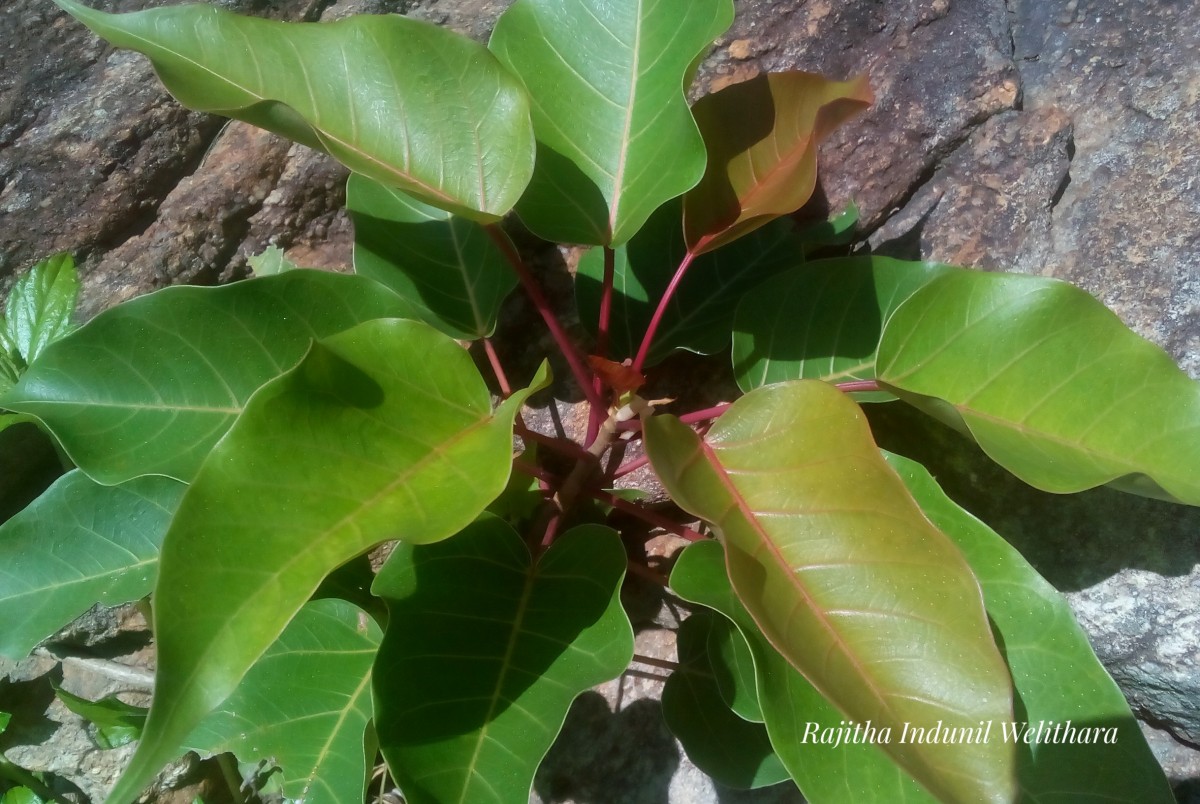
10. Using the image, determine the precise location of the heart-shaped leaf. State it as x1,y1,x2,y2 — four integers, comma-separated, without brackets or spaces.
489,0,734,245
105,320,546,804
684,72,872,254
347,175,516,340
372,516,633,804
0,470,184,659
186,599,382,804
884,451,1174,802
53,0,534,221
576,198,804,364
644,381,1016,803
1,270,418,484
877,269,1200,504
732,257,953,398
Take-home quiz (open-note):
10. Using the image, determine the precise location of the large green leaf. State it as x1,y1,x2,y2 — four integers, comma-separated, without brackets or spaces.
671,540,937,803
876,269,1200,504
661,611,788,790
644,381,1016,803
105,320,545,804
186,599,382,804
372,516,633,804
347,175,516,340
576,199,804,364
53,0,534,221
1,253,80,380
0,470,184,659
684,72,872,254
489,0,733,245
732,257,953,399
884,452,1174,802
0,270,418,484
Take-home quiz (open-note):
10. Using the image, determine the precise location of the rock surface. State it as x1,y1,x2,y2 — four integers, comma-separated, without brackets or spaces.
1,0,1198,800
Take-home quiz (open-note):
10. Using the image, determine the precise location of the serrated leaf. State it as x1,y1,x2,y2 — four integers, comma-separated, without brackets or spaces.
246,246,299,277
661,611,788,790
185,599,382,804
576,198,804,364
347,175,516,340
670,541,938,803
105,321,547,804
53,682,147,749
1,253,79,370
489,0,733,245
732,257,953,399
684,72,872,254
0,470,184,659
53,0,534,220
644,381,1016,803
372,516,633,804
1,270,419,484
883,451,1174,802
877,269,1200,504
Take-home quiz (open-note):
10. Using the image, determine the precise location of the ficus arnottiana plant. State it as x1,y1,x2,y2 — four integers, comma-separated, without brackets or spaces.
0,0,1190,801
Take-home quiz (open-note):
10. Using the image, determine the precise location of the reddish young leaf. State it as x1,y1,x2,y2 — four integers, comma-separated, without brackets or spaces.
684,72,872,254
586,355,646,397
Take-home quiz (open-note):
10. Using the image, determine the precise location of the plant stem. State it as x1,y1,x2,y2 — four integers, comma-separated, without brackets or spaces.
625,559,670,588
514,423,592,462
481,337,512,397
612,451,650,479
632,653,680,671
586,247,618,447
837,379,882,393
484,224,602,410
0,755,67,803
632,249,696,373
614,402,732,432
217,752,248,804
589,488,707,542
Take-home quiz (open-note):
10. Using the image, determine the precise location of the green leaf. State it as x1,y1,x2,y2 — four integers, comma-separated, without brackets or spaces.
53,0,534,221
1,253,80,371
576,198,803,364
661,611,788,790
670,541,937,803
186,599,382,804
52,683,147,749
795,202,860,252
489,0,733,245
884,451,1175,802
1,270,419,484
684,72,872,254
106,321,547,804
0,470,184,659
705,608,761,723
876,269,1200,504
732,257,953,399
0,789,44,804
372,516,633,804
246,246,299,277
644,381,1016,803
0,711,10,734
347,175,516,340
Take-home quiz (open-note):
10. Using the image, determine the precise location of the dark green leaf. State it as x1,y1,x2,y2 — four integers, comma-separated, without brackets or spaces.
347,175,516,340
1,270,419,484
576,198,804,364
0,470,184,659
106,321,546,804
732,257,952,399
52,683,147,749
53,0,534,221
490,0,733,245
661,611,788,790
795,202,860,252
645,381,1016,803
186,599,382,804
705,609,761,723
877,269,1200,504
372,516,633,804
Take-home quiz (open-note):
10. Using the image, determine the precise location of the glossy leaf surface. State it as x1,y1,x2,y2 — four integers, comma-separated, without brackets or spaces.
54,0,534,220
53,683,147,749
684,72,872,253
106,320,544,804
885,452,1174,802
372,517,633,804
186,599,382,804
644,381,1015,803
490,0,733,245
0,470,184,659
671,541,938,803
706,608,762,723
661,611,788,790
1,253,79,379
732,257,952,399
1,271,417,484
347,175,516,340
576,199,803,364
877,270,1200,504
